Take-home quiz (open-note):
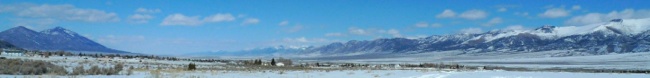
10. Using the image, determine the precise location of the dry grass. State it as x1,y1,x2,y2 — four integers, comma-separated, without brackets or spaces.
0,58,67,75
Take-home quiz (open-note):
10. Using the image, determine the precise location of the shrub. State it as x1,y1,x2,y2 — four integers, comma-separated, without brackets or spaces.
114,63,124,72
0,59,67,75
188,63,196,70
82,64,124,75
88,65,102,75
127,66,134,75
72,65,85,75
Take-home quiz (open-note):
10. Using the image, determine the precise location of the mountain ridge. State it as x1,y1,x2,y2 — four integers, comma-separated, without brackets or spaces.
298,18,650,56
0,26,128,53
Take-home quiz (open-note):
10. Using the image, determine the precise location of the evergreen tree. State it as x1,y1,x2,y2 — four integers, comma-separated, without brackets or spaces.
271,58,276,66
254,59,261,65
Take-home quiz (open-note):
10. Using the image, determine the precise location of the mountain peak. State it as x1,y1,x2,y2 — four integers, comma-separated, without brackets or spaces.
535,25,556,33
11,26,32,31
52,26,66,30
1,26,38,34
41,26,78,36
15,26,28,29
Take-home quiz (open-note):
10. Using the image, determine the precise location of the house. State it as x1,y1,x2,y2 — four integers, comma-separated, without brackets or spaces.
1,49,25,56
276,63,285,66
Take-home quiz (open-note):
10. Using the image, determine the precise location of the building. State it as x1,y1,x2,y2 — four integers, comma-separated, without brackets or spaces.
1,49,24,56
276,63,285,66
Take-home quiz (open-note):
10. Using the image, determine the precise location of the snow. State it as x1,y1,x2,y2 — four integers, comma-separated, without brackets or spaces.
41,27,79,37
410,70,650,78
2,70,647,78
468,18,650,43
63,29,77,37
2,52,648,78
310,50,650,70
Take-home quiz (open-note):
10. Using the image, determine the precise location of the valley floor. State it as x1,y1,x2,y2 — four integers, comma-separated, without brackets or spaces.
1,70,648,78
1,51,649,78
307,50,650,70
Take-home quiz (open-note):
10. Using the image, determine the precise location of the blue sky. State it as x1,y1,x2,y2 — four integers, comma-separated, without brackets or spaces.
1,0,649,55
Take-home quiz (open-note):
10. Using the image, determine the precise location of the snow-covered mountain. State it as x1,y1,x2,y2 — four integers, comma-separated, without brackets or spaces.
301,18,650,56
0,26,128,53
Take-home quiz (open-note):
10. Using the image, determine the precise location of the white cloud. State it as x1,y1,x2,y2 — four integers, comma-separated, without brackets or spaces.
127,14,154,24
415,22,429,27
160,13,241,26
387,29,402,37
160,13,203,26
565,9,650,25
282,37,312,43
290,37,309,42
348,27,404,38
459,28,483,34
415,22,443,28
459,9,488,20
348,27,369,35
204,13,235,22
504,25,525,30
572,5,581,10
436,9,456,18
279,20,289,26
0,4,120,22
405,35,428,39
135,8,161,14
538,8,570,18
498,8,507,12
127,8,160,24
430,23,443,27
242,18,260,25
325,32,345,37
481,17,503,26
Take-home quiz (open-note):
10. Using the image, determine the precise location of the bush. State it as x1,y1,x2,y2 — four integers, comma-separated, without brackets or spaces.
188,63,196,70
114,63,124,72
127,66,134,75
88,65,102,75
71,65,85,75
81,64,123,75
0,59,67,75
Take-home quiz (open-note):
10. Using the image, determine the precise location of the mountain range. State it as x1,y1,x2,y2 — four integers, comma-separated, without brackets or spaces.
299,18,650,56
0,26,128,53
184,18,650,58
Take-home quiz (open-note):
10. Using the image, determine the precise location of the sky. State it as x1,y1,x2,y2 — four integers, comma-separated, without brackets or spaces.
0,0,649,55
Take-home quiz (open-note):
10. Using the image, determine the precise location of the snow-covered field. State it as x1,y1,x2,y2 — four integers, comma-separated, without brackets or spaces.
2,51,649,78
1,70,648,78
312,51,650,70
